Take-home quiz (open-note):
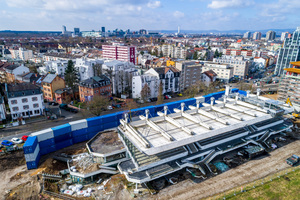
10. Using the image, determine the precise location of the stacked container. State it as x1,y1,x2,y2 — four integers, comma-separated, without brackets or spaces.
23,136,40,169
31,128,55,155
70,119,90,143
52,124,73,150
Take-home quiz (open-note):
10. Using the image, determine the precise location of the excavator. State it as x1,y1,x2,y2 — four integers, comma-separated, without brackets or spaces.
286,98,300,119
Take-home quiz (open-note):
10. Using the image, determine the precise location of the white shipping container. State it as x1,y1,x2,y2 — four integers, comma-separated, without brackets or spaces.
69,119,88,131
31,128,54,142
25,144,40,162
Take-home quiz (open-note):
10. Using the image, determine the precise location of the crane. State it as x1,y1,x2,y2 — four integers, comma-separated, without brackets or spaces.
286,98,300,118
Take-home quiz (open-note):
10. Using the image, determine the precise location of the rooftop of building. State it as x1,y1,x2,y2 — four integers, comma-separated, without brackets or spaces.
118,95,291,155
42,73,58,83
79,75,110,88
88,130,125,155
6,83,42,98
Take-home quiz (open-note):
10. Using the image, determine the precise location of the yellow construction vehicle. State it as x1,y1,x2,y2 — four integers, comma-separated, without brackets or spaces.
286,98,300,118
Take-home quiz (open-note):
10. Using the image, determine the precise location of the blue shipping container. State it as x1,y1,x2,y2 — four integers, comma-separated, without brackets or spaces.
73,134,90,144
101,113,119,124
23,136,38,154
88,131,99,140
52,124,72,137
103,121,119,130
239,90,247,96
55,139,73,151
54,132,72,143
39,138,55,148
26,153,40,170
71,128,88,137
86,116,102,127
40,145,56,155
87,125,103,133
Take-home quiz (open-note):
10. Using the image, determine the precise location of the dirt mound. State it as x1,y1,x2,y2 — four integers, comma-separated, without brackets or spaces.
10,171,27,182
0,151,25,172
5,180,41,200
40,158,68,174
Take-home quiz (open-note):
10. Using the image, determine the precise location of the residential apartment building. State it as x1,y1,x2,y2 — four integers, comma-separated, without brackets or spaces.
278,61,300,106
55,88,79,104
9,48,33,61
253,32,262,40
102,60,138,96
75,58,104,81
223,49,253,58
203,62,234,82
175,61,203,90
146,67,180,94
243,31,251,39
79,75,111,102
281,32,290,41
266,30,276,40
4,64,30,83
6,83,44,120
159,44,187,59
202,70,218,86
44,60,69,76
132,74,160,99
213,56,250,79
102,44,136,64
42,74,66,101
275,27,300,76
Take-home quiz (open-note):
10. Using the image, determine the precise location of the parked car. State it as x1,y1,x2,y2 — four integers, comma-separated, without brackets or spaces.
70,108,78,113
1,140,13,146
52,102,59,106
107,105,113,110
150,97,157,102
59,103,68,109
11,138,23,144
21,135,28,141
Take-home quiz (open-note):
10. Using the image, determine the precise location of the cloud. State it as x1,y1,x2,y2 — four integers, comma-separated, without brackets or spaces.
208,0,254,9
173,11,184,18
147,1,161,9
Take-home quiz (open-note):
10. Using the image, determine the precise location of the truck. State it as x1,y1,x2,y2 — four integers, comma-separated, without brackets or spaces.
286,155,299,166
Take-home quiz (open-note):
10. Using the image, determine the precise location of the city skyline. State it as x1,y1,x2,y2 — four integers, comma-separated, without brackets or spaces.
1,0,300,31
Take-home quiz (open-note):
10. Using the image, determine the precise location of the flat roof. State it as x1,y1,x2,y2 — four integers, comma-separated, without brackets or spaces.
119,98,275,155
88,130,125,155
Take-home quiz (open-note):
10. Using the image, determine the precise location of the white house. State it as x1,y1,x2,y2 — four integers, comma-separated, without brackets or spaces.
44,60,69,76
132,74,160,99
102,60,138,95
9,48,33,61
6,83,45,120
202,70,218,86
146,66,180,94
75,58,104,81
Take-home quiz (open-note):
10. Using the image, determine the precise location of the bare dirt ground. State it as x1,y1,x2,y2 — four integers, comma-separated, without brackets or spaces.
262,94,279,100
147,140,300,200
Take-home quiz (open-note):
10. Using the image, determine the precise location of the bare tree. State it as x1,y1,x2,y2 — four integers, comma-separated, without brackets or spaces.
140,83,151,101
157,81,164,105
93,63,102,77
125,99,138,120
86,95,110,116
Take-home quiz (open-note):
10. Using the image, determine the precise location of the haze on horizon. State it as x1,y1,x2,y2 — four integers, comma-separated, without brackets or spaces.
0,0,299,31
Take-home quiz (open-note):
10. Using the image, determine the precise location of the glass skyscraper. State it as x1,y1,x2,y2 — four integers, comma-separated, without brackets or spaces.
275,27,300,76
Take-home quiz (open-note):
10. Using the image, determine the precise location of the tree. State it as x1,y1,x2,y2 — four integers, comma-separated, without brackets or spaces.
214,49,219,58
157,81,164,105
140,83,151,101
125,99,138,120
87,95,110,116
160,51,163,57
93,63,102,77
193,51,198,60
184,84,198,98
65,60,79,98
140,51,144,56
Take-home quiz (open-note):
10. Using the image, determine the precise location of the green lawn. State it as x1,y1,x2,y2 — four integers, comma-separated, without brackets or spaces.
221,168,300,200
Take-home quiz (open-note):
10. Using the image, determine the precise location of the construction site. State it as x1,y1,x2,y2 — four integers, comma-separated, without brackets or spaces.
1,87,300,200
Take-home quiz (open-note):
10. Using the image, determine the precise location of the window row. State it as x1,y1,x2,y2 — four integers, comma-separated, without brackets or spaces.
11,97,38,104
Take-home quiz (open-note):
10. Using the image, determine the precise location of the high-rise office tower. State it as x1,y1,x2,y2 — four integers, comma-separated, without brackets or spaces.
178,26,180,34
243,31,251,39
101,27,105,33
275,27,300,76
253,32,262,40
266,30,276,40
74,28,80,35
62,25,66,34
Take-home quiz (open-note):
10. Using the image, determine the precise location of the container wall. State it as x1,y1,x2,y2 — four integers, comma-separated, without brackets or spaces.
31,128,54,142
55,139,73,151
23,136,38,154
52,124,72,137
24,144,40,162
69,119,88,131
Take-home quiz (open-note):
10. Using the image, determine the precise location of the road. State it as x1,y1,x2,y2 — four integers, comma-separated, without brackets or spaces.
0,95,188,141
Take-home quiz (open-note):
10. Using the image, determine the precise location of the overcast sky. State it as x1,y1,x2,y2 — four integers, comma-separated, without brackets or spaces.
0,0,299,31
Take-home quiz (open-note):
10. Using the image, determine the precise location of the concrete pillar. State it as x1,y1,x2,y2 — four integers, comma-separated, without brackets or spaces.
210,97,215,106
235,93,239,104
124,113,128,124
246,90,250,98
181,103,185,112
145,109,149,120
196,100,200,109
164,106,168,116
225,85,231,96
257,88,261,97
